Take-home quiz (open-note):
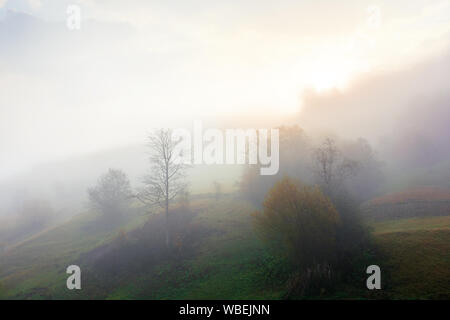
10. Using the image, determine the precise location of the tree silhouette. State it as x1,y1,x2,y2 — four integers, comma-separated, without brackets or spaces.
137,129,188,249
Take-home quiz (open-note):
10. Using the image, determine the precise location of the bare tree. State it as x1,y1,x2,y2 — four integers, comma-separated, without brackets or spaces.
313,138,358,196
137,129,188,249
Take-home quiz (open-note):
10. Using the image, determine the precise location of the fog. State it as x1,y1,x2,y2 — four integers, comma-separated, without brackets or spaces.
1,1,450,301
0,0,449,260
299,51,450,143
1,0,449,177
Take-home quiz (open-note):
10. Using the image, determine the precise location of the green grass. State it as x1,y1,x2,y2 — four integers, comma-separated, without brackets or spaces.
0,208,145,299
374,230,450,299
371,216,450,299
1,196,449,300
0,197,285,299
105,198,285,300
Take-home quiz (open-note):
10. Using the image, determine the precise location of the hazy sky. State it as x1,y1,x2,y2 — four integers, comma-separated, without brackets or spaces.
1,0,449,179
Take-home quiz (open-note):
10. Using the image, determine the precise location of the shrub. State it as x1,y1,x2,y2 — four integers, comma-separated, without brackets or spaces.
252,176,340,272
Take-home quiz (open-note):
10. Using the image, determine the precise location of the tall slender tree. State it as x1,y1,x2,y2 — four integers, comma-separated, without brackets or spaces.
137,129,188,249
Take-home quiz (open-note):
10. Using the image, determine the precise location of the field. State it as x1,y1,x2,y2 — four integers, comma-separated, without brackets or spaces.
368,187,450,205
372,216,450,234
362,187,450,221
371,216,450,299
0,196,286,299
0,196,449,299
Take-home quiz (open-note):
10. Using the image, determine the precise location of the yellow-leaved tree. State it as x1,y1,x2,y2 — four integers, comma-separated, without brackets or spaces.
253,176,340,271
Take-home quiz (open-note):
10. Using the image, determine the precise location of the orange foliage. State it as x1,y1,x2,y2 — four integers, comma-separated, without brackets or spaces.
252,176,340,269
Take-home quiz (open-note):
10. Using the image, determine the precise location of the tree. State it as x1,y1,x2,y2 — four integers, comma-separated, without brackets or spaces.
340,138,385,202
88,169,132,219
313,138,358,196
137,129,188,249
239,125,312,206
253,177,340,270
313,138,372,276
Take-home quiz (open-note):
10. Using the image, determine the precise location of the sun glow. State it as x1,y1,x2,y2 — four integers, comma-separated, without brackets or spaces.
308,57,361,92
311,69,350,92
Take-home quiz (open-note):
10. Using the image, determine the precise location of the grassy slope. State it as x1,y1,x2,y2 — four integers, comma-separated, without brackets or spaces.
372,216,450,234
106,198,284,300
0,208,147,299
0,197,284,299
0,198,449,299
372,216,450,299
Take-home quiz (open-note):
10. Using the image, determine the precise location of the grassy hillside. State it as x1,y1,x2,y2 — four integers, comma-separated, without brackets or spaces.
0,207,147,299
92,198,285,300
371,216,450,299
372,216,450,234
0,196,286,299
0,197,449,299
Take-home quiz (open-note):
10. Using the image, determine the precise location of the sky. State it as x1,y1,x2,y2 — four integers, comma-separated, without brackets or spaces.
1,0,450,179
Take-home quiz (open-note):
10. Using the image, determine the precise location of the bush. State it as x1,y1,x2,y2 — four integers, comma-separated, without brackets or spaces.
332,192,372,278
252,176,340,272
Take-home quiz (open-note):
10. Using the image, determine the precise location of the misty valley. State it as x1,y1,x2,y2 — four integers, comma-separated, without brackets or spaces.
0,120,449,300
0,0,449,304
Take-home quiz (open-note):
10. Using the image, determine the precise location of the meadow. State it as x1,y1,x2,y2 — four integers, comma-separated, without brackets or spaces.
1,195,448,300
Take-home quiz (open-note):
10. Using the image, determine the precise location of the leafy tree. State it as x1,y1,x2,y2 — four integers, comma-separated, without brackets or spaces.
88,168,132,219
253,176,340,271
312,138,373,276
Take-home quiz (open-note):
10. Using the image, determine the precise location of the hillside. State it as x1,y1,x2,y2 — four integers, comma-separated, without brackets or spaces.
362,186,450,221
0,196,285,299
372,216,450,299
1,197,449,299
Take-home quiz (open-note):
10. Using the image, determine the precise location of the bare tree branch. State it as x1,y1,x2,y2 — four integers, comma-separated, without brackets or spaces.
136,129,189,249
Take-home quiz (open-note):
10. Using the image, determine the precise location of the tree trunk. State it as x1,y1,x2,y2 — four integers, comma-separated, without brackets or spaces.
165,196,170,249
165,169,170,249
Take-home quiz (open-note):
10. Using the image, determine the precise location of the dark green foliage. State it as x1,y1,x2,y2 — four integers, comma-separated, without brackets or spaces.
332,192,373,279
